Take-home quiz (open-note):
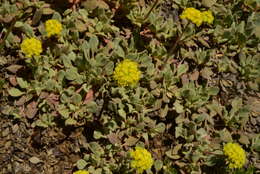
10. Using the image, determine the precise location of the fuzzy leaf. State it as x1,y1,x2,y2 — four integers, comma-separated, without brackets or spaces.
65,118,77,125
77,159,88,170
29,157,42,164
177,64,189,77
16,77,29,89
8,88,24,97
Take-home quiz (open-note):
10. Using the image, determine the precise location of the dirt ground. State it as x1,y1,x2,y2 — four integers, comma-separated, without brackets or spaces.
0,116,87,174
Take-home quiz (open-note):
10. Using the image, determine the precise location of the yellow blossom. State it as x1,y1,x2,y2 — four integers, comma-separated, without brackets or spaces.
73,170,89,174
113,59,141,87
45,19,62,37
130,147,154,174
20,37,42,58
223,143,246,169
202,10,214,24
180,7,203,27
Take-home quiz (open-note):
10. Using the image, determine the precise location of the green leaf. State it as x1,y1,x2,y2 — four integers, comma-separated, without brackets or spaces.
154,123,166,133
202,0,216,7
114,45,125,58
252,136,260,152
92,168,102,174
164,167,179,174
154,160,163,171
65,68,79,81
175,125,183,138
89,142,104,156
35,119,49,128
219,129,232,142
42,8,55,15
177,64,189,77
124,136,139,146
0,78,5,89
15,22,34,37
89,35,99,53
174,100,184,113
160,104,168,118
86,101,98,113
239,134,250,145
52,12,62,21
196,128,208,141
97,0,109,9
165,149,180,160
61,54,73,68
77,159,88,170
58,107,70,118
200,67,213,79
231,98,243,111
65,118,77,125
253,25,260,38
8,88,24,97
71,94,82,105
104,61,114,75
118,108,126,119
93,131,105,139
16,77,29,89
207,87,219,95
237,21,245,34
82,0,99,10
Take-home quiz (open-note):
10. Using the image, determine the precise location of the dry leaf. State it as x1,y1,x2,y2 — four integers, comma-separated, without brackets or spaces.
25,101,38,119
83,89,94,104
107,133,121,144
29,156,42,164
6,65,23,73
9,76,17,86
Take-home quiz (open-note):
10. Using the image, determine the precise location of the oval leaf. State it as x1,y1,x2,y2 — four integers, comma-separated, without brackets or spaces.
8,88,24,97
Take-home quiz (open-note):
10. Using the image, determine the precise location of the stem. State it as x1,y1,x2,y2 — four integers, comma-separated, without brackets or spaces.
161,27,186,70
143,0,160,21
179,30,201,43
169,32,183,55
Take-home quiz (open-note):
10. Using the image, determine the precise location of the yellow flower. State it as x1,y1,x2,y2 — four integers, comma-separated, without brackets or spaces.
20,37,42,58
113,59,141,87
45,19,62,37
180,7,203,27
130,147,154,174
73,170,89,174
202,10,214,24
223,143,246,169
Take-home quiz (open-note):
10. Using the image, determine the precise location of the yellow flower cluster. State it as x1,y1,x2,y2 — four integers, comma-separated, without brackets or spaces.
73,170,89,174
20,38,42,58
45,19,62,37
202,11,214,25
113,59,141,87
223,143,246,169
180,8,214,26
130,147,154,174
20,19,63,58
